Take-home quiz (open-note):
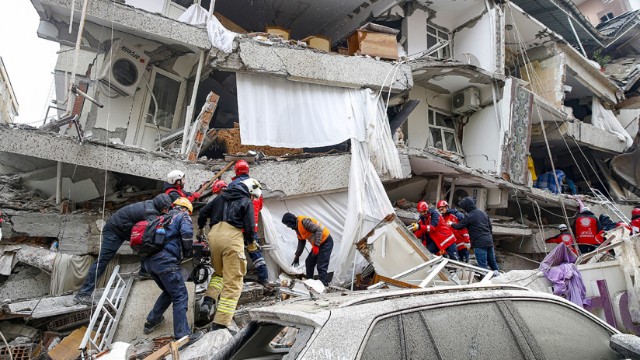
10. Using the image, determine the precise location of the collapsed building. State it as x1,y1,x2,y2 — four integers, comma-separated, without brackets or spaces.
0,0,638,357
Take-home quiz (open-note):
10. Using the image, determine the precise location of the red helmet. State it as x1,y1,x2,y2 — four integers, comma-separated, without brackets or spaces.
633,207,640,217
436,200,449,208
417,201,428,212
212,179,228,194
234,160,250,176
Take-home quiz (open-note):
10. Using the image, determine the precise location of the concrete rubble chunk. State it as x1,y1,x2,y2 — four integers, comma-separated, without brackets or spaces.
174,329,233,360
0,322,38,341
0,266,50,302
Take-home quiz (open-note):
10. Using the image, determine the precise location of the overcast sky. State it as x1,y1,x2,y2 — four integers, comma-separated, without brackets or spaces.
0,2,59,125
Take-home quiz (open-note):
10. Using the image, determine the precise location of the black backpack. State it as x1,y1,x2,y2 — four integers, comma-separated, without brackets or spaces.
130,213,174,257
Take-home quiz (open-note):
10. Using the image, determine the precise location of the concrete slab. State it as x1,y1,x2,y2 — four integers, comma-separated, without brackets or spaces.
0,267,50,302
113,280,195,343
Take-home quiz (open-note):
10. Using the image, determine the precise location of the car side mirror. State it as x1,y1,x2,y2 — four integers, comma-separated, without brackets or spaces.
610,333,640,359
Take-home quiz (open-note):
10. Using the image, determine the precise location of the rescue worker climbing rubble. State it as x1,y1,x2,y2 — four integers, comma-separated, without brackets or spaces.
74,194,172,305
545,224,577,255
282,212,334,286
451,196,499,271
409,201,459,261
196,178,261,331
632,207,640,234
572,207,601,254
437,200,470,262
143,198,203,345
164,170,201,203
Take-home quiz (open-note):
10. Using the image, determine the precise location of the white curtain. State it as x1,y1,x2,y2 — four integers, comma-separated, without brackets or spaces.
591,97,633,148
237,73,402,284
178,4,237,53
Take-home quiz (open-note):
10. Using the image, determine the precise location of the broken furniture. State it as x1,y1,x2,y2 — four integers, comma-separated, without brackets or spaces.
302,36,331,52
347,23,399,60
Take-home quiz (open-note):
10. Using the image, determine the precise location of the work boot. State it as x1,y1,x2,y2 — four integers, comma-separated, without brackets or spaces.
180,330,204,350
143,316,165,334
209,323,237,336
196,296,215,326
259,280,278,296
73,293,94,306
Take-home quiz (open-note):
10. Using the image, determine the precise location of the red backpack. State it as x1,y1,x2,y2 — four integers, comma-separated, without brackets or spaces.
130,214,173,257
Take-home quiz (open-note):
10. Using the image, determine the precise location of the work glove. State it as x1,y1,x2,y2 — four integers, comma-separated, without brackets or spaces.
192,192,201,200
407,223,420,232
247,240,261,253
291,255,300,267
312,244,320,255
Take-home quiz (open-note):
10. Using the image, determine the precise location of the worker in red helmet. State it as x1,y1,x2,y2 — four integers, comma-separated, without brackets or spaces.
212,180,228,195
437,200,470,262
631,207,640,235
409,201,459,260
545,224,578,255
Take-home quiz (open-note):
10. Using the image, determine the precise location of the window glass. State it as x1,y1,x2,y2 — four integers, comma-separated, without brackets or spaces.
147,72,180,129
402,311,439,359
430,128,442,149
423,302,526,359
511,300,618,360
434,112,449,127
171,0,193,8
361,316,404,359
444,132,457,152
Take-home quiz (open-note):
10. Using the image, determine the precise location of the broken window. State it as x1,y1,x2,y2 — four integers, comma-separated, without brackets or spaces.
427,109,460,153
171,0,193,8
427,24,451,59
145,68,185,129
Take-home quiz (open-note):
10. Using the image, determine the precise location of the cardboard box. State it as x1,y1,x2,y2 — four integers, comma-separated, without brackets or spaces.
266,26,290,40
347,23,399,60
302,35,331,52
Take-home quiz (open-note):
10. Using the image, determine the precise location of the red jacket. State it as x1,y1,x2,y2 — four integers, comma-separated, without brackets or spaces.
413,211,456,252
252,196,263,233
632,217,640,235
441,213,470,250
546,232,577,255
574,214,600,245
164,186,198,203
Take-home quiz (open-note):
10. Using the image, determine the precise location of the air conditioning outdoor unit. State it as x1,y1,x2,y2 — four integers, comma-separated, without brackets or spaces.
452,187,488,211
98,39,149,97
452,86,480,115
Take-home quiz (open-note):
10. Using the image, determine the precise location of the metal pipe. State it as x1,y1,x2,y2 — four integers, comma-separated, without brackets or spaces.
209,0,216,15
567,16,587,58
66,0,90,114
56,161,63,204
181,50,206,154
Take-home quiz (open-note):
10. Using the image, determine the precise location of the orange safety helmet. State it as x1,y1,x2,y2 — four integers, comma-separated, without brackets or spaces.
234,160,250,176
417,201,429,212
212,179,228,194
436,200,449,209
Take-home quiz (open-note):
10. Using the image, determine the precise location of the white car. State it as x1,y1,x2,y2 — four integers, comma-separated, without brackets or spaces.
213,284,640,360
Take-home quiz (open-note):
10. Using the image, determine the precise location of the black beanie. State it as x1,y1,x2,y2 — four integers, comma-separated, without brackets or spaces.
282,212,297,228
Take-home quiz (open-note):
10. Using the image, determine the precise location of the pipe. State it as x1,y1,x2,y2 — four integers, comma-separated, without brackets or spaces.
66,0,90,114
181,50,206,154
209,0,216,15
56,161,63,205
567,16,588,58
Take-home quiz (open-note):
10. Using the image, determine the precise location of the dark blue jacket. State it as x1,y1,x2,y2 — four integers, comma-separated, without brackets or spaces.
163,210,194,260
106,194,171,238
451,197,494,248
197,184,254,243
227,174,249,190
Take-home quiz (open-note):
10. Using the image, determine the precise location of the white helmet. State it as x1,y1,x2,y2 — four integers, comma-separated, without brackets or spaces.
167,170,185,184
242,178,262,198
558,224,568,231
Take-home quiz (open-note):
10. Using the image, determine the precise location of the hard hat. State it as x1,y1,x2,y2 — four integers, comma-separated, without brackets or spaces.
581,207,591,213
436,200,449,208
632,207,640,217
417,201,428,212
558,224,568,231
212,179,228,194
242,178,262,198
234,160,250,176
173,197,193,214
167,170,185,184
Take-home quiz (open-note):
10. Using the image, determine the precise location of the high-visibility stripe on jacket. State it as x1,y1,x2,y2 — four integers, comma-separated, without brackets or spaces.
575,215,600,245
296,217,330,244
424,213,456,251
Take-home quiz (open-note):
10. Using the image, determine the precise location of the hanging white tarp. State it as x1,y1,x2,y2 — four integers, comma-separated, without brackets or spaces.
178,4,237,53
237,73,402,284
592,97,633,148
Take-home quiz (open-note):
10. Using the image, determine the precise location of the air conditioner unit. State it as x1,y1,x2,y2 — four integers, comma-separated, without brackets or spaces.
452,87,480,115
452,187,487,211
98,39,149,97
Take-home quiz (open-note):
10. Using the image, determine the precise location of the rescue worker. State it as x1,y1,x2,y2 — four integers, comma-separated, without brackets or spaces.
74,194,172,305
196,178,261,331
143,198,203,344
164,170,201,203
225,161,270,287
572,207,601,254
212,179,228,195
451,196,499,271
437,200,470,262
281,212,334,286
545,224,577,255
410,201,459,260
632,207,640,234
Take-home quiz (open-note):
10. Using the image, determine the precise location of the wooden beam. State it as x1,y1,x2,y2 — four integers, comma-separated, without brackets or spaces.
144,336,189,360
186,92,220,162
616,95,640,110
372,274,420,289
196,160,236,196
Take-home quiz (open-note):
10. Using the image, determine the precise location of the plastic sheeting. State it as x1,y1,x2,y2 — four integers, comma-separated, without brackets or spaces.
618,234,640,323
592,97,633,148
178,4,237,53
539,245,589,307
238,73,402,284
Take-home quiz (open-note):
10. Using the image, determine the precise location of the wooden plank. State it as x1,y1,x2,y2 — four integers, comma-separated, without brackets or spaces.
196,160,236,197
348,30,398,60
372,274,420,289
144,336,189,360
49,327,95,360
186,92,220,162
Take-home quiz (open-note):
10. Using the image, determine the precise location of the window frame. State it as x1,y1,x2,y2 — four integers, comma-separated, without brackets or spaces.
142,66,186,131
426,23,452,59
427,108,461,153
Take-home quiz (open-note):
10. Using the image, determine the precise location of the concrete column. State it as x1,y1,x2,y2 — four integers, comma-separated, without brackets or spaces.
402,8,428,58
56,161,63,204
